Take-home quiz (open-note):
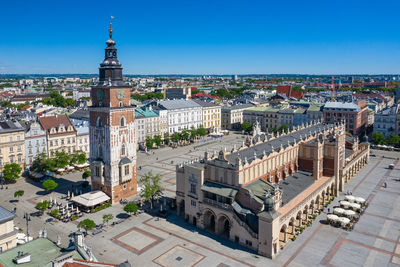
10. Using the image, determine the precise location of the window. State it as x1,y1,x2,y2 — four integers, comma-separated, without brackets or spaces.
61,139,64,145
17,136,20,141
190,183,196,194
50,141,53,147
96,117,102,127
10,156,14,163
124,165,129,175
9,137,12,142
191,200,196,207
95,166,100,177
9,147,13,153
17,146,21,151
18,155,21,163
121,144,126,156
29,141,32,146
120,117,126,127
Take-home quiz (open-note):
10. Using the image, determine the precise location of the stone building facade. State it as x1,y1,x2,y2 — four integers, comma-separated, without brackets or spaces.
25,121,47,166
176,120,369,258
0,121,25,175
89,25,137,204
39,115,77,156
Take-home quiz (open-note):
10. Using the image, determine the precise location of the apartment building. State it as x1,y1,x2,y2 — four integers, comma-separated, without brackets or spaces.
0,121,25,175
221,104,253,130
25,121,47,166
193,99,221,132
0,206,17,253
39,115,77,156
323,101,369,136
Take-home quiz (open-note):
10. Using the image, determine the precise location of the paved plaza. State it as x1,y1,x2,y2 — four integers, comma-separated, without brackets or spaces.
1,134,400,266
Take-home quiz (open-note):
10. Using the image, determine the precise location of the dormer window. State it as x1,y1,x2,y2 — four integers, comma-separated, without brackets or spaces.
68,126,73,131
50,127,56,134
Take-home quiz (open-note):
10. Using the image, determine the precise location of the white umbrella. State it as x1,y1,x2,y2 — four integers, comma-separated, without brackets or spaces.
76,207,79,213
327,214,339,222
67,210,70,217
349,202,361,210
340,201,351,208
339,217,350,226
67,191,70,198
49,196,52,203
334,208,345,215
354,197,365,204
343,209,356,217
71,192,74,198
54,198,57,205
345,195,356,202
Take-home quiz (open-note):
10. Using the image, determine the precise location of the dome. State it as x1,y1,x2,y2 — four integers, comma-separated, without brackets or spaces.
264,197,274,211
106,39,116,46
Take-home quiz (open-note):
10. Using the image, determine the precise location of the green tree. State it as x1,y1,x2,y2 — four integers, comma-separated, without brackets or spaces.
36,200,50,214
42,180,58,191
139,171,163,209
123,202,138,216
386,133,400,147
197,127,207,137
82,170,91,180
14,190,24,200
372,132,385,145
163,132,170,145
154,135,162,147
3,163,22,182
31,153,56,173
102,214,113,225
71,151,87,165
172,132,180,142
241,122,253,133
53,151,71,168
278,124,289,134
77,219,96,233
181,130,190,140
146,137,154,149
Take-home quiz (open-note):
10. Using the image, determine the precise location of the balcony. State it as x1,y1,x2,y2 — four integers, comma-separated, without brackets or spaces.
202,198,231,211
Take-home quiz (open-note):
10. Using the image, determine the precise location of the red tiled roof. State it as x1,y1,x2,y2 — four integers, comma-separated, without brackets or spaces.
276,85,304,99
39,114,76,134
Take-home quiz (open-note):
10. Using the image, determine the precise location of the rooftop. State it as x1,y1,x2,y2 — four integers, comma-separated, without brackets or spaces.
324,101,361,111
0,238,82,267
278,171,315,205
225,122,332,164
157,99,201,110
0,120,24,133
221,104,253,111
0,206,15,224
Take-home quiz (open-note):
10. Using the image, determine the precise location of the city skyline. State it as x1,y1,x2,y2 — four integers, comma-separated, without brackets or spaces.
1,0,400,74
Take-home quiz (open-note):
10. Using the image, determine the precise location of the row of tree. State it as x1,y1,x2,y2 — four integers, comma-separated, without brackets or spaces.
31,151,87,173
241,122,289,134
41,91,75,107
372,132,400,147
145,127,207,148
130,92,164,102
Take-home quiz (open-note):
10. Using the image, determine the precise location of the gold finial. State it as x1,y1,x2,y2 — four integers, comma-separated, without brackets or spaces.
109,16,114,39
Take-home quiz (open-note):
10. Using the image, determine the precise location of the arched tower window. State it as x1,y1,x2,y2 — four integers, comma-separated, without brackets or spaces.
121,144,126,156
120,117,126,126
98,146,103,159
119,101,123,107
96,117,102,127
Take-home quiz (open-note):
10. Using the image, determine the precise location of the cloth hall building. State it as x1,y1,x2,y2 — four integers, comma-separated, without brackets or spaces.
176,120,369,258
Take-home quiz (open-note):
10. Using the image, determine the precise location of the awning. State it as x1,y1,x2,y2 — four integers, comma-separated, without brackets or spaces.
201,182,238,198
345,195,356,202
327,214,339,222
333,208,345,215
354,197,365,204
70,191,110,207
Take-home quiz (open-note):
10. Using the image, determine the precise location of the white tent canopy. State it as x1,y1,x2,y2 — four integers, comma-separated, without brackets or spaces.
354,197,366,204
338,217,351,226
345,195,356,202
333,208,345,215
340,201,351,208
343,209,356,217
327,214,339,222
349,202,361,210
71,191,110,207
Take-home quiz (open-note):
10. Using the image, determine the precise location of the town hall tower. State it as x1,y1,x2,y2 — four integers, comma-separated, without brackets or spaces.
89,22,137,204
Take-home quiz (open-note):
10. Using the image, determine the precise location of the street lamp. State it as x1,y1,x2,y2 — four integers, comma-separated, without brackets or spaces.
23,212,31,242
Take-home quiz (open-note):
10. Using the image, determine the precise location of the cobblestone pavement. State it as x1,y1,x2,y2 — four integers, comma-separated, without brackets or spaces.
1,140,400,266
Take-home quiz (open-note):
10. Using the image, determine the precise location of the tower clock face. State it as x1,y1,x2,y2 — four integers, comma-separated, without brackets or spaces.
97,89,103,100
117,89,125,100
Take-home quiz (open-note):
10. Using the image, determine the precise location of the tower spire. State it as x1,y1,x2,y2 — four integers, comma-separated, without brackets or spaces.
109,16,114,40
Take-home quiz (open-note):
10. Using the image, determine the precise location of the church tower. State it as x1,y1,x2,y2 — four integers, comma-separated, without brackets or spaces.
89,21,137,204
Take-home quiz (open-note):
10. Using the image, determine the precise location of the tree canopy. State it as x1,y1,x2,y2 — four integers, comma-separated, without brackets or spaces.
123,203,138,215
42,180,58,191
3,163,22,182
78,219,96,232
139,171,163,209
241,122,253,133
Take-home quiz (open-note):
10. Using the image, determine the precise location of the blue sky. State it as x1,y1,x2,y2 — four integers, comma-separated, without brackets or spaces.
1,0,399,74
